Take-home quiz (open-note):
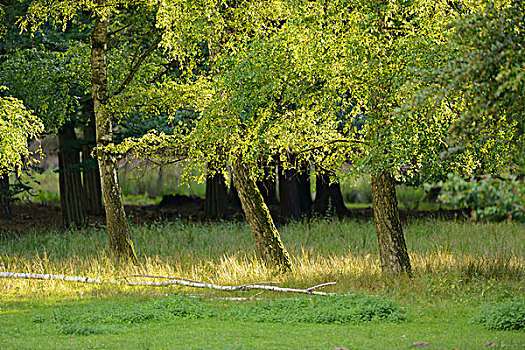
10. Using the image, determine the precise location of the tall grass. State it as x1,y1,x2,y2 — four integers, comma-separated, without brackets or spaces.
1,219,523,301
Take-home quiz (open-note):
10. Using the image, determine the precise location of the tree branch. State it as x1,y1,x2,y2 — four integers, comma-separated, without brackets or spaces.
112,37,162,97
298,139,366,154
108,23,133,37
0,272,336,296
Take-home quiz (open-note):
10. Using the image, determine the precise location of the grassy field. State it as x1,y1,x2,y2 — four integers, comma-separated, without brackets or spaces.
1,219,524,349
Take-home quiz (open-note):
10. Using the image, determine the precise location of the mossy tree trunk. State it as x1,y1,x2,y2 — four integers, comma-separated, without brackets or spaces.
58,125,87,227
0,173,11,220
231,159,292,270
371,171,411,273
92,8,137,262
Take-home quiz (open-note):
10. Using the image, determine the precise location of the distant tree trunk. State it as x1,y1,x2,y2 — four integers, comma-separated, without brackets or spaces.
82,122,103,216
204,164,229,219
0,173,11,220
58,125,87,227
228,179,242,209
92,9,137,262
296,161,312,214
278,166,302,220
231,159,292,270
371,171,411,273
312,172,348,217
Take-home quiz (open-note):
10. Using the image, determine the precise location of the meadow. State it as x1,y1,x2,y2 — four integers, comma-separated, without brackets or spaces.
1,219,524,349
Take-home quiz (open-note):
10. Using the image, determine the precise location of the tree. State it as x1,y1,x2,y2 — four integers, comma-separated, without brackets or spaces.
0,94,44,219
288,0,521,272
1,47,92,227
435,0,524,172
22,0,165,261
0,3,44,220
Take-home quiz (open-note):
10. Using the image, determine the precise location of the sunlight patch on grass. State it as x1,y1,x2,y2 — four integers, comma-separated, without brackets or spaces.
0,219,523,301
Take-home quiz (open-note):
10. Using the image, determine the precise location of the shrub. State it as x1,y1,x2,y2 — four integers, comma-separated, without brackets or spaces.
472,299,525,331
439,174,525,222
228,293,407,324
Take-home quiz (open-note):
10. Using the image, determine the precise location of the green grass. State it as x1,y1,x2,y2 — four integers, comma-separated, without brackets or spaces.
1,297,524,349
1,219,524,348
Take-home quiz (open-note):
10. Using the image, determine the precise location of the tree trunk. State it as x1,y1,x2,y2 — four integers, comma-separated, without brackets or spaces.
296,161,312,214
312,172,348,218
82,110,103,216
0,173,11,220
204,165,229,219
371,171,411,273
231,159,292,270
58,125,87,227
278,166,302,220
92,9,137,262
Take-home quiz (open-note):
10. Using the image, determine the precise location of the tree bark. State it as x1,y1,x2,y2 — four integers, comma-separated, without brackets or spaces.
82,106,103,216
371,171,411,273
58,125,87,227
231,159,292,271
204,164,229,219
312,172,349,218
92,8,137,262
0,173,11,220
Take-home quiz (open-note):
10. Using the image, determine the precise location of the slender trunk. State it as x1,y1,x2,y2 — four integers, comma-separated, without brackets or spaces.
231,159,292,270
92,10,137,262
371,171,411,273
82,107,103,216
58,125,87,227
0,173,11,220
204,164,229,219
312,172,348,217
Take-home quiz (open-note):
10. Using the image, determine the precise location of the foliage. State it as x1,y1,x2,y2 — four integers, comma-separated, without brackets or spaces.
472,299,525,331
229,294,406,324
439,174,525,222
131,0,522,186
428,0,525,172
0,94,43,174
0,46,89,131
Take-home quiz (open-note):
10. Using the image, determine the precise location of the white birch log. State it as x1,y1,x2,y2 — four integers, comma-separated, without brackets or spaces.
0,272,335,296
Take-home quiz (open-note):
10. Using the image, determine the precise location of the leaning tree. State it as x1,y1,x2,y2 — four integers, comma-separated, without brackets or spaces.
286,0,522,273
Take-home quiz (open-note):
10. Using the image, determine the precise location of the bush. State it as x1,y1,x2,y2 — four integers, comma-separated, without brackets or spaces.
228,294,407,324
439,174,525,222
472,299,525,331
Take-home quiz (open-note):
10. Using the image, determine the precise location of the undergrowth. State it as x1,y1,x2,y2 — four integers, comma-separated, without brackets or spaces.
27,293,406,336
472,299,525,331
0,219,523,304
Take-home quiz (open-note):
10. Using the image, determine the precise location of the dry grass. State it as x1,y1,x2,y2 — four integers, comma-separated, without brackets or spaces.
1,219,523,302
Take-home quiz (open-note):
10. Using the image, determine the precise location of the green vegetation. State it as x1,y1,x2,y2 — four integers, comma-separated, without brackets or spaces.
440,174,525,222
1,219,524,348
472,299,525,331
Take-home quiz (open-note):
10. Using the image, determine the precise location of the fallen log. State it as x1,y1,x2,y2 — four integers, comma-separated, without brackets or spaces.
0,272,335,296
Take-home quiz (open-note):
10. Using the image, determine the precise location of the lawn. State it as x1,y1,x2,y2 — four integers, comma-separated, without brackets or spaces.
1,219,524,349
